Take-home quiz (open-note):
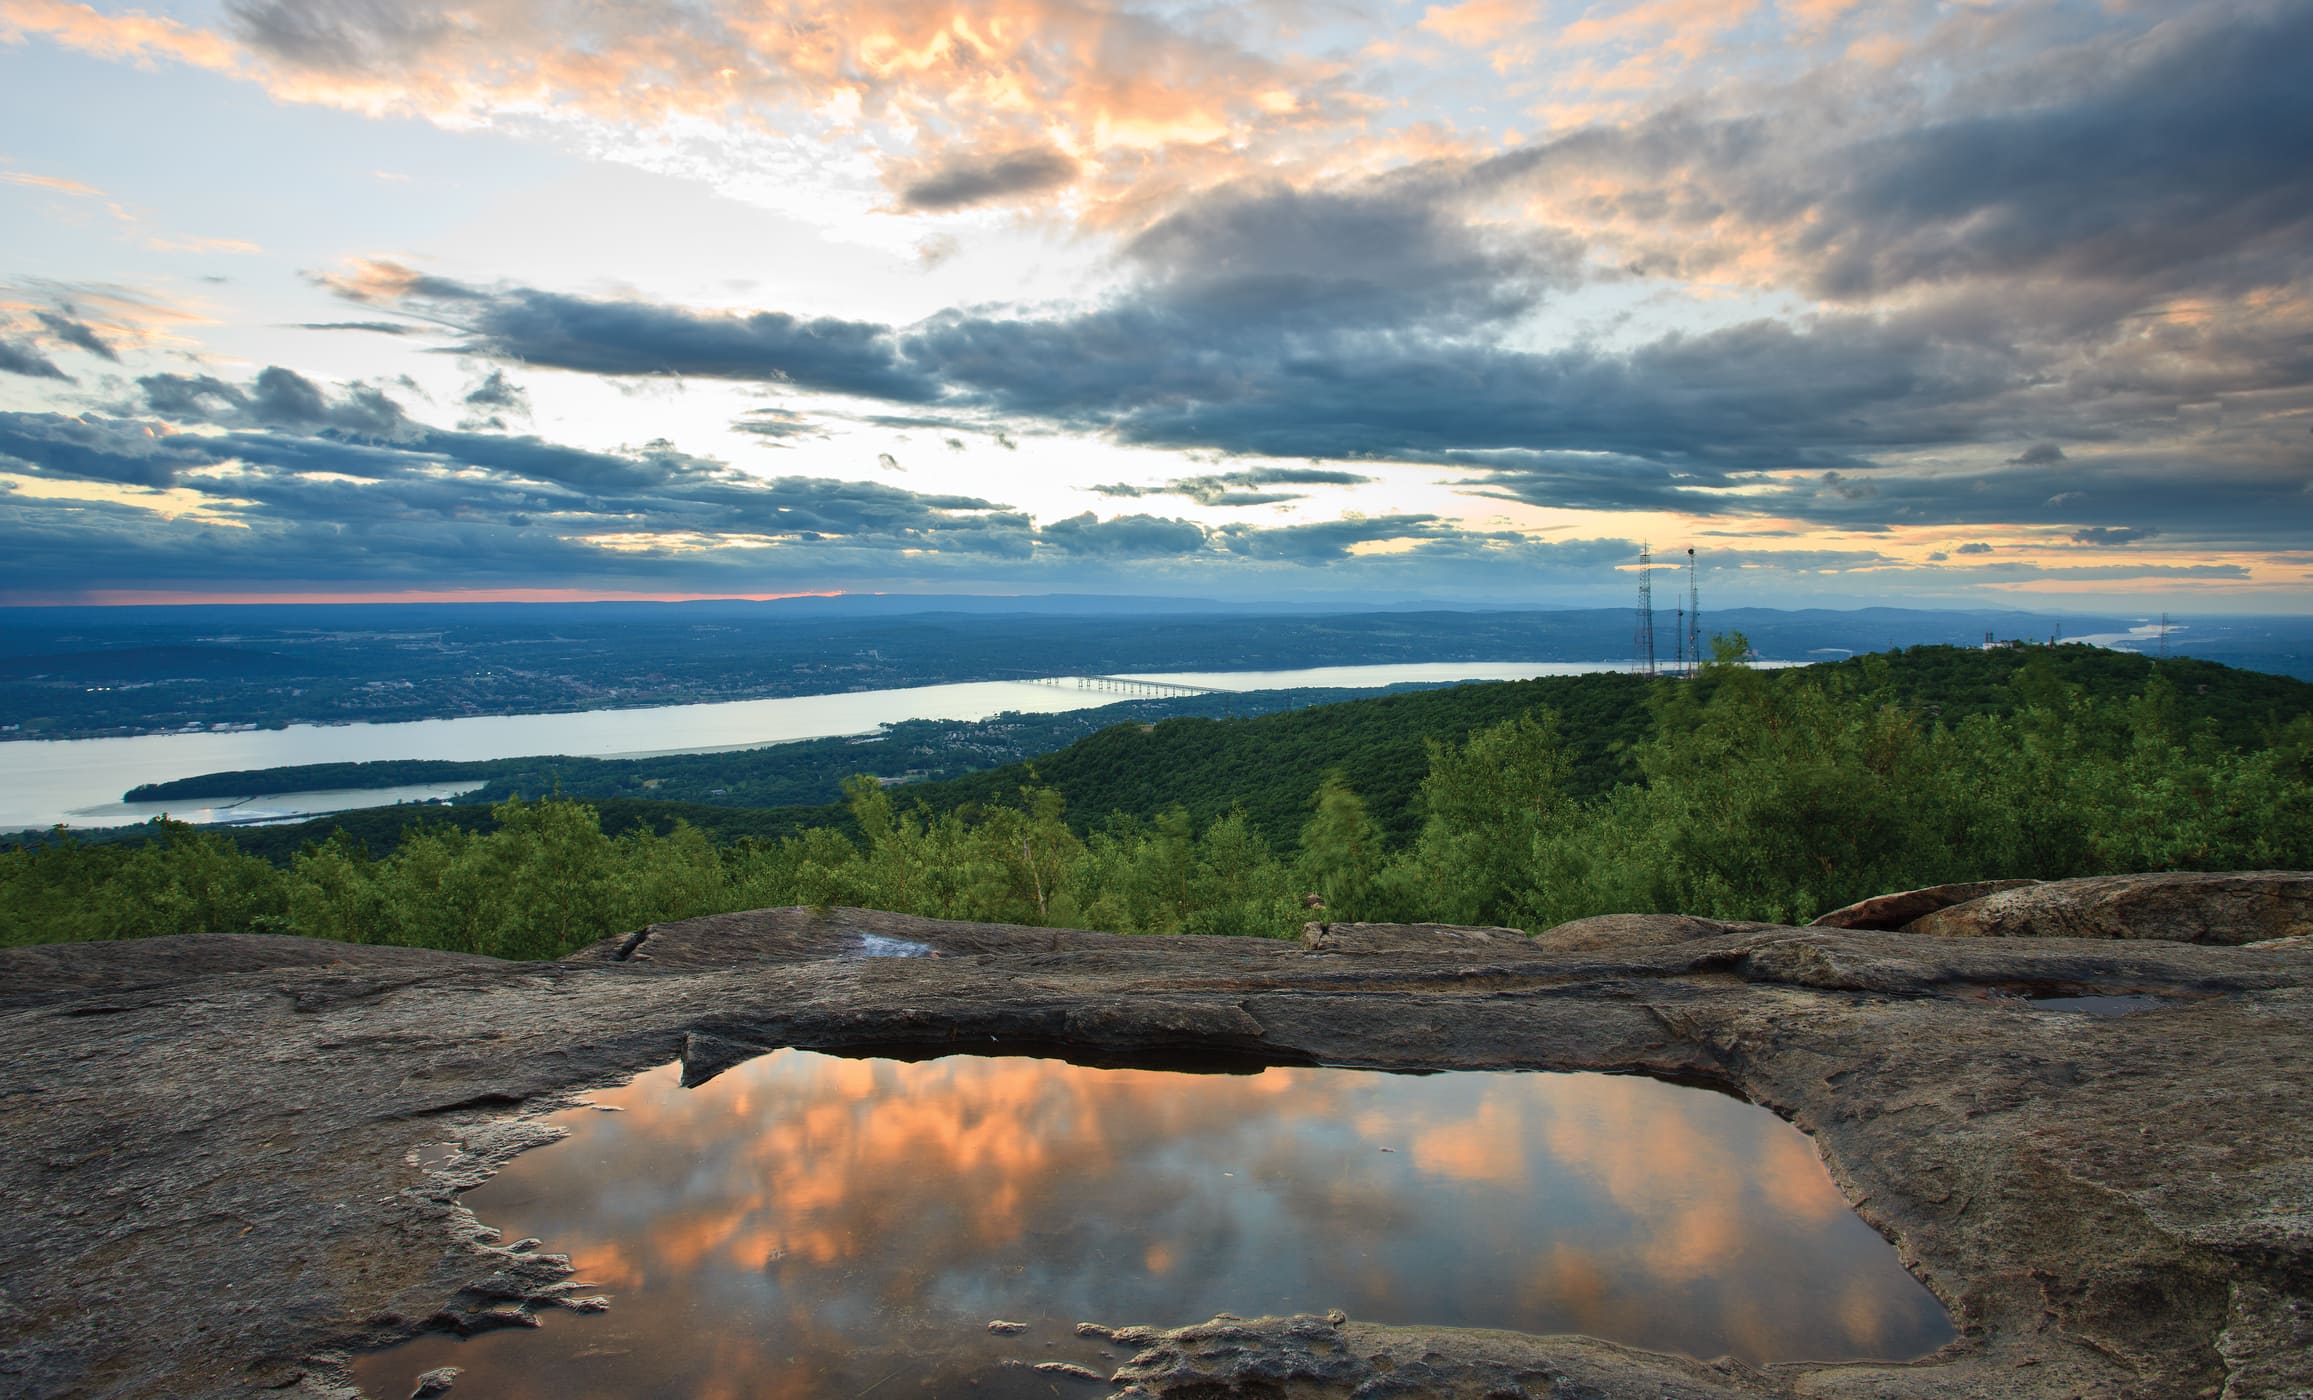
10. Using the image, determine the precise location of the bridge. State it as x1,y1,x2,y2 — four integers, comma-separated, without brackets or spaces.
1026,674,1226,699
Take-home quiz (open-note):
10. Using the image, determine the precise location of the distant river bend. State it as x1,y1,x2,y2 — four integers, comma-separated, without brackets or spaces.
0,662,1652,833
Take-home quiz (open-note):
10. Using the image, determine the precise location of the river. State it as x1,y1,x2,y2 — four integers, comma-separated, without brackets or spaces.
0,662,1649,833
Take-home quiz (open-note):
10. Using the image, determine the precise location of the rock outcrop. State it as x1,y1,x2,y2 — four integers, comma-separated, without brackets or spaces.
1904,870,2313,943
1,873,2308,1400
1808,879,2041,930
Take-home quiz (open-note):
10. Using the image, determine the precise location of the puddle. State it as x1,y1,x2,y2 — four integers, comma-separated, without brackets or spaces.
2025,994,2169,1017
357,1051,1953,1397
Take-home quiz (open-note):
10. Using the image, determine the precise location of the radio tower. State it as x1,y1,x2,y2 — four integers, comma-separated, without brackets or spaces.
1686,547,1701,676
1632,544,1657,677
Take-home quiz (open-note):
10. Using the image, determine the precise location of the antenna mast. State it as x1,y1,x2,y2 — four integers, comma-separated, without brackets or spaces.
1633,544,1657,677
1686,547,1701,676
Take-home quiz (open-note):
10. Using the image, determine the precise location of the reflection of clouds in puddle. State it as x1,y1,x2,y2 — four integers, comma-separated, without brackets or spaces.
357,1053,1951,1399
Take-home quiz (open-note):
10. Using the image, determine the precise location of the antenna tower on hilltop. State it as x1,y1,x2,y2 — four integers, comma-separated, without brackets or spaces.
1687,547,1701,676
1632,544,1657,677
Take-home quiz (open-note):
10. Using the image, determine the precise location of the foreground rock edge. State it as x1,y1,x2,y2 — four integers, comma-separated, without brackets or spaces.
0,883,2304,1400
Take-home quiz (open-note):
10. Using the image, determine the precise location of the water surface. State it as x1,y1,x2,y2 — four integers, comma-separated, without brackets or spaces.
356,1050,1951,1398
1,662,1639,831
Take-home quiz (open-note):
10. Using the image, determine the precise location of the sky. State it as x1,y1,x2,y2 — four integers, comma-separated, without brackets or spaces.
0,0,2308,611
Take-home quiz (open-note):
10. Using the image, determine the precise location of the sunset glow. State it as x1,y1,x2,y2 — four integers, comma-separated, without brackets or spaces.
1,0,2307,609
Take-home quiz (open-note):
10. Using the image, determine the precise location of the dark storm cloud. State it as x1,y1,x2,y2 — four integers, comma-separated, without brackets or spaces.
32,310,119,361
897,146,1079,212
0,339,71,381
2069,526,2157,546
1037,511,1209,557
2008,444,2066,467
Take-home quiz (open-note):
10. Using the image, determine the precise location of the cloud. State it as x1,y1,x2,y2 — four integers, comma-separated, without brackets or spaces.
0,339,71,381
730,408,826,446
326,262,937,401
0,0,1376,237
2007,444,2066,466
2069,526,2156,546
896,146,1079,212
318,247,2313,549
458,369,530,430
292,320,416,334
136,365,416,438
1955,542,1994,555
1094,465,1374,506
1213,514,1450,563
32,309,118,361
1037,511,1209,557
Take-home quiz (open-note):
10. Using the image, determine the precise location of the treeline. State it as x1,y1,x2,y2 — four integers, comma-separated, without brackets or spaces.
5,641,2307,956
766,644,2311,853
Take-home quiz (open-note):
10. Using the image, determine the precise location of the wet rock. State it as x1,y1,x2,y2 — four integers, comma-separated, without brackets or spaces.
1032,1361,1105,1381
409,1367,460,1398
1108,1315,1771,1399
1073,1322,1113,1339
2,898,2308,1400
1810,879,2042,930
987,1319,1028,1335
1298,922,1530,954
1905,870,2313,943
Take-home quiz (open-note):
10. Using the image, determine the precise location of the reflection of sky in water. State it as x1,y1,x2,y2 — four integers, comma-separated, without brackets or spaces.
357,1053,1952,1398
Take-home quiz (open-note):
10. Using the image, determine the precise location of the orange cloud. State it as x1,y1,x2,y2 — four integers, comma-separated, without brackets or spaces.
1421,0,1535,48
0,0,238,70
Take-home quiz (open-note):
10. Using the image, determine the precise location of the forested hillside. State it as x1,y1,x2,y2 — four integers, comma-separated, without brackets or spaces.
5,642,2307,954
841,644,2310,852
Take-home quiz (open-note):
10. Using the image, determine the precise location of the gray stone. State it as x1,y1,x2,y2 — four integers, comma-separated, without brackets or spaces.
409,1368,460,1398
1905,870,2313,943
0,898,2306,1399
1530,912,1774,952
1299,922,1530,954
1809,879,2041,930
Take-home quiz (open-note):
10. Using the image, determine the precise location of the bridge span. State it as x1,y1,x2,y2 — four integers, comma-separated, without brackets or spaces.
1026,674,1226,699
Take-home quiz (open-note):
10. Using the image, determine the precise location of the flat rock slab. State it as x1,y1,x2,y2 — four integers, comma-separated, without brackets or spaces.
2,898,2308,1400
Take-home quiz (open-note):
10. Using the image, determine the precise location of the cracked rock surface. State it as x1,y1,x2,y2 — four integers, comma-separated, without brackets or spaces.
2,877,2308,1400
